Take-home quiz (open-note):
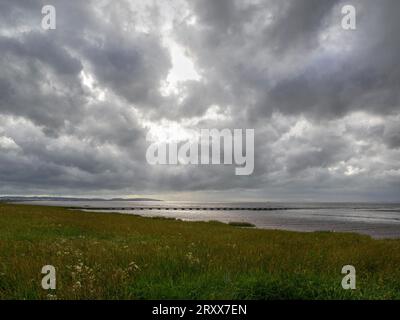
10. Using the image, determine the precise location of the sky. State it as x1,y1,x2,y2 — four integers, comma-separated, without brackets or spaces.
0,0,399,202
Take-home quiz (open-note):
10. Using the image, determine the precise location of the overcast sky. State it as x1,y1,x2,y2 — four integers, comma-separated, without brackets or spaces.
0,0,399,202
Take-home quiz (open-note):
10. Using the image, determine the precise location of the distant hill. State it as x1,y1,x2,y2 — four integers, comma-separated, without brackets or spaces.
0,196,162,202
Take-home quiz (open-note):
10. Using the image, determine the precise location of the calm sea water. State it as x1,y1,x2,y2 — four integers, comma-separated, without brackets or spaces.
17,200,400,239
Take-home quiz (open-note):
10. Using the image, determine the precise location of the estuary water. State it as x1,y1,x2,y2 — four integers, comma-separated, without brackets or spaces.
16,200,400,239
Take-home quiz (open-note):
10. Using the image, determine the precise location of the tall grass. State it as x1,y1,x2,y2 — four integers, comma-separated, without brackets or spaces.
0,203,399,300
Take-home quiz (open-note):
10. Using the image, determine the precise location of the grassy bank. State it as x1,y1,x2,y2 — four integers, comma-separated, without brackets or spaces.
0,203,399,300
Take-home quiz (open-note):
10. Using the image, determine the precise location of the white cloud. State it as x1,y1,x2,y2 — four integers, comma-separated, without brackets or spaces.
0,136,19,151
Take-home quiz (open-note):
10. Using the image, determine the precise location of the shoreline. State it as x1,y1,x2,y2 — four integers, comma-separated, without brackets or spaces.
11,201,400,239
79,208,400,240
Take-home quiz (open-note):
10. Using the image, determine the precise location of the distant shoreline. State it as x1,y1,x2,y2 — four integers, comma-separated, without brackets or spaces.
0,196,163,202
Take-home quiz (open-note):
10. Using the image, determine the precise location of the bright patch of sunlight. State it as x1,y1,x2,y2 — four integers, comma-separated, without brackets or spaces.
160,39,201,96
80,70,106,102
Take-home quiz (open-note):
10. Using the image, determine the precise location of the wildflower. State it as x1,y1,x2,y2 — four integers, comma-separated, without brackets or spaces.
186,252,200,264
128,261,141,271
72,281,82,291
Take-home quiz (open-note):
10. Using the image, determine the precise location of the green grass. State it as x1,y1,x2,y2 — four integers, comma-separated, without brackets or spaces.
0,203,400,300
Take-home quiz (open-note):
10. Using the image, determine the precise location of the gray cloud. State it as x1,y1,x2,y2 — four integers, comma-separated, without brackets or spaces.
0,0,399,201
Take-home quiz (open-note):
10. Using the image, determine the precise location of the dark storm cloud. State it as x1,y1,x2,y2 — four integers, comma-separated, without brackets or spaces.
0,41,85,131
177,0,400,120
82,32,171,107
266,0,339,54
0,32,82,75
0,0,399,201
384,122,400,150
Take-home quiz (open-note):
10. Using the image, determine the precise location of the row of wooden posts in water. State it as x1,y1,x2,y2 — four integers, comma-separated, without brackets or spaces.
72,207,295,211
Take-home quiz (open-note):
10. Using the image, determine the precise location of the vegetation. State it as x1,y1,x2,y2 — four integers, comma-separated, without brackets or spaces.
228,221,256,228
0,203,399,300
